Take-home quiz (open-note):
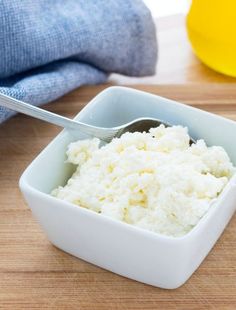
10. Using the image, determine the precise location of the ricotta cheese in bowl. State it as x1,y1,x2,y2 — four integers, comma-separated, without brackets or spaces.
52,125,235,237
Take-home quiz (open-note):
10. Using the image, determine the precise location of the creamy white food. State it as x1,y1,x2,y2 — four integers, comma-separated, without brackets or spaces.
52,125,235,237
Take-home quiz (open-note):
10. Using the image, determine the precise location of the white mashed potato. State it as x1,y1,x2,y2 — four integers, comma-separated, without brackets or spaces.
52,125,235,237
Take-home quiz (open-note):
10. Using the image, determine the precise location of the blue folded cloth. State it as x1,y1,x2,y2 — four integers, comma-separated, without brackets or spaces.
0,0,157,123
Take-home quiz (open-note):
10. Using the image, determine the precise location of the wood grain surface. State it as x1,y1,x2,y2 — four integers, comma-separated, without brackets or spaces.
0,84,236,310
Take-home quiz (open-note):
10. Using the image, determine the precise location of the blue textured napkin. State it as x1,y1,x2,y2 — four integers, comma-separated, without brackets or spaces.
0,0,157,123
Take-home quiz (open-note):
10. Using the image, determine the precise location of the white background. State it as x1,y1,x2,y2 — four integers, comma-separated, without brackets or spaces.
143,0,190,17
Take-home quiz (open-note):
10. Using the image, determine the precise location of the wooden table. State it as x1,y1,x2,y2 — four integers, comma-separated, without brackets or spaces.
1,84,236,309
1,15,236,310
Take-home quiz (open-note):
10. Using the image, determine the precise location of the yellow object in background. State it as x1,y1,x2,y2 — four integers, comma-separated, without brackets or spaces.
186,0,236,77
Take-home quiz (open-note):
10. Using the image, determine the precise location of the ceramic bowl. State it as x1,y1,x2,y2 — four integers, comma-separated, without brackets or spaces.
19,86,236,289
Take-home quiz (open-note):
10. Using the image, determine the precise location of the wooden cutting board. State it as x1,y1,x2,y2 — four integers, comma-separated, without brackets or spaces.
0,84,235,309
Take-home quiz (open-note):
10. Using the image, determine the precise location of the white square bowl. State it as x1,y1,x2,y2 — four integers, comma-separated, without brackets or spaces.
19,86,236,289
